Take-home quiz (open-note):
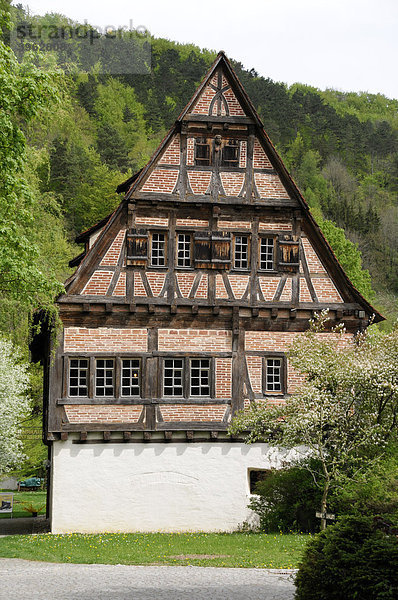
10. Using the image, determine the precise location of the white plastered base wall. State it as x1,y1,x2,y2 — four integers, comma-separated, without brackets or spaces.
51,438,300,533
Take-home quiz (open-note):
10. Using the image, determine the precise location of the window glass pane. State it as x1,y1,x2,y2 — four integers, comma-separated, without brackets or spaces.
260,238,274,270
151,233,166,266
121,359,140,397
265,358,282,392
195,138,210,165
190,358,210,396
177,233,191,267
96,359,114,397
234,236,248,269
221,140,240,167
163,359,184,396
69,358,88,397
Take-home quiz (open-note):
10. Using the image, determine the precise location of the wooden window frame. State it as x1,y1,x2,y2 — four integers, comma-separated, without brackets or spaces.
194,137,211,166
67,357,89,398
220,139,240,168
95,358,115,398
258,236,276,272
120,358,141,398
262,354,286,395
175,232,193,269
233,234,250,271
161,356,215,399
189,357,212,398
149,231,168,268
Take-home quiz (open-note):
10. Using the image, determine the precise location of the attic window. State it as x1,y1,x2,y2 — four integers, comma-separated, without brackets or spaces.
221,140,240,167
195,138,210,166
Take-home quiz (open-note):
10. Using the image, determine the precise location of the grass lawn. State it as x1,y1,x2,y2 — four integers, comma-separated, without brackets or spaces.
0,531,309,568
0,490,46,519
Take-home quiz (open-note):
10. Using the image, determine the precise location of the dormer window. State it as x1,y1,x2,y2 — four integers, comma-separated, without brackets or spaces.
194,138,211,166
221,140,240,167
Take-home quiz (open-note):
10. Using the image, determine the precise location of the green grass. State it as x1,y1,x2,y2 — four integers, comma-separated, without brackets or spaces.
0,531,309,568
0,490,46,519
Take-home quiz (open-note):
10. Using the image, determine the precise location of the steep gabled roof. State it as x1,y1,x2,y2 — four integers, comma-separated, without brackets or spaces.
64,52,382,321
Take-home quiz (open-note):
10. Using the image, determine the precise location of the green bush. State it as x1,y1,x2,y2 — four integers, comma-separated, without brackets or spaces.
294,516,398,600
249,463,322,532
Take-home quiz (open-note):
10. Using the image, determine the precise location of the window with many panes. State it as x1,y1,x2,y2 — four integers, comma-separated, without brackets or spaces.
121,359,141,397
95,359,115,396
234,235,249,269
162,357,214,398
264,357,283,393
151,232,166,266
194,138,210,165
176,233,191,267
221,140,240,167
163,359,184,396
260,237,275,271
69,358,88,397
190,359,210,396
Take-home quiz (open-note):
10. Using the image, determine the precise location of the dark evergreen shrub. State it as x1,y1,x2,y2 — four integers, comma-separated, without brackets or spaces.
294,516,398,600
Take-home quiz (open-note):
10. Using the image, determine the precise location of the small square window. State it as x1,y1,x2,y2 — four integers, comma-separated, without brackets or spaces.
249,469,272,494
264,358,283,393
121,359,141,397
260,238,275,271
69,358,88,397
234,235,249,269
151,232,166,267
96,358,115,397
163,359,184,397
190,358,210,396
195,138,210,166
221,140,240,167
177,233,191,267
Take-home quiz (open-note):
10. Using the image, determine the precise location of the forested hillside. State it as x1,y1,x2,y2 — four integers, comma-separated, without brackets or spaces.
3,3,398,344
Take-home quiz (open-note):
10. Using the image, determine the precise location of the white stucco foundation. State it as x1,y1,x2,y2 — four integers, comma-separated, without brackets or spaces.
50,439,296,533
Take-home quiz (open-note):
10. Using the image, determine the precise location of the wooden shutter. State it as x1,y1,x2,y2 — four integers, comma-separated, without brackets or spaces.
211,231,231,269
277,234,300,272
194,231,212,268
126,228,148,266
194,231,232,269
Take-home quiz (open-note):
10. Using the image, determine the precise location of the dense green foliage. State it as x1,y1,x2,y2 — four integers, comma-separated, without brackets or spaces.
294,516,398,600
250,463,322,533
250,447,398,533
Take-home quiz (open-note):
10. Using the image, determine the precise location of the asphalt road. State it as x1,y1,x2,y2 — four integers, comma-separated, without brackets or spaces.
0,559,296,600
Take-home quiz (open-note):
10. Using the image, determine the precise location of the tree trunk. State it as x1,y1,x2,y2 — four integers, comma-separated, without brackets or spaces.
320,479,330,531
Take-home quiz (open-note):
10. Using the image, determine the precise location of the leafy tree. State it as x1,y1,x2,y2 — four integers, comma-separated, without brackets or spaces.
230,312,398,529
0,335,30,476
0,12,63,323
319,219,375,300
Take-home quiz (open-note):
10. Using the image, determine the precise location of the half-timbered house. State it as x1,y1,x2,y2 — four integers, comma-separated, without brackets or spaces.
38,52,382,533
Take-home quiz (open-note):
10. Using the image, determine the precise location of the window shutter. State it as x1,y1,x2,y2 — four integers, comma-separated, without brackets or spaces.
211,231,231,269
194,231,212,267
277,234,300,272
194,231,232,269
126,228,148,266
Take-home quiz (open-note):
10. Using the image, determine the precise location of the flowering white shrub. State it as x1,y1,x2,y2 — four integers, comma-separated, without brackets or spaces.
0,336,31,476
230,312,398,528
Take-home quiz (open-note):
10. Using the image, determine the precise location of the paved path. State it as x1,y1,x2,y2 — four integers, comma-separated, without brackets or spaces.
0,559,296,600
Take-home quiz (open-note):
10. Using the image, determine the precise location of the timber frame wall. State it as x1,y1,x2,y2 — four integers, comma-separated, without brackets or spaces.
40,52,382,445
